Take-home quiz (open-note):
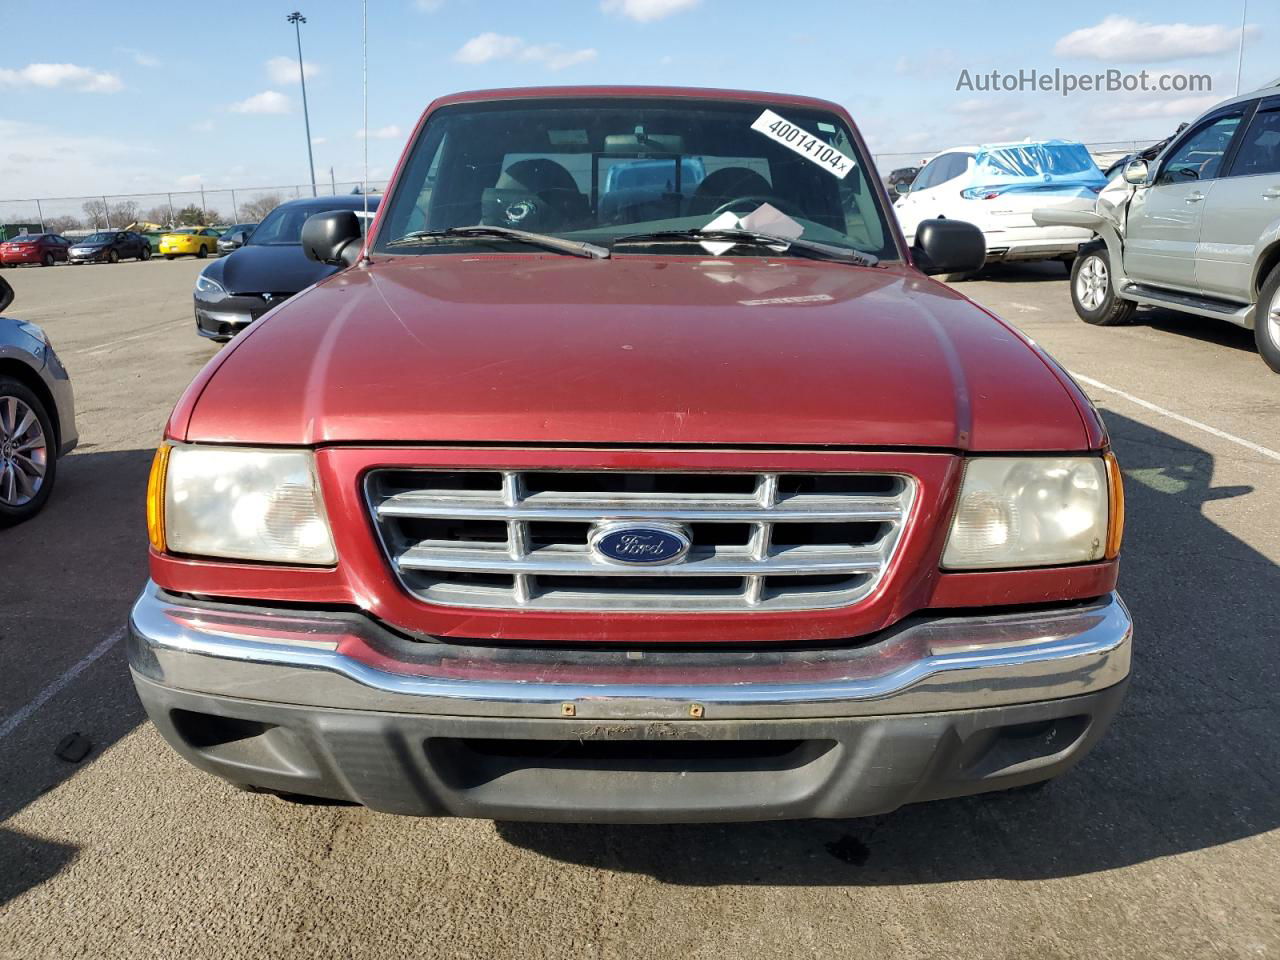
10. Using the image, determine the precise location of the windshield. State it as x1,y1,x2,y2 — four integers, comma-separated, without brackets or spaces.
250,205,374,245
82,233,112,243
170,228,198,235
373,97,897,261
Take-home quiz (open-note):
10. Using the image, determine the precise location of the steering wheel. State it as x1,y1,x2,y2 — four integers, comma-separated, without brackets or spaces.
709,195,804,219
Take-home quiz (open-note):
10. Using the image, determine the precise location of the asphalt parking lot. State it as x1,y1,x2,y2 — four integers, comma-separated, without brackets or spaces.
1,257,1278,960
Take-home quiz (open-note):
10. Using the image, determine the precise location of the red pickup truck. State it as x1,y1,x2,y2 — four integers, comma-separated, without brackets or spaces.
129,86,1131,822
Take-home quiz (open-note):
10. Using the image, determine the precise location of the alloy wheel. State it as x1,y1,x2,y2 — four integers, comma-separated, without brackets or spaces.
1076,255,1109,311
0,394,47,507
1266,294,1280,352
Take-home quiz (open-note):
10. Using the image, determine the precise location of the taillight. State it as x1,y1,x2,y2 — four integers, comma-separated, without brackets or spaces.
961,187,1004,200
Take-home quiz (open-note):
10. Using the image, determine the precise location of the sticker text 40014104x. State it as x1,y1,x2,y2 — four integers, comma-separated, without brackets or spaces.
750,109,855,179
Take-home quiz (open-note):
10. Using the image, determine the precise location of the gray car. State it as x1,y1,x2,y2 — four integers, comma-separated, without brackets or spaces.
1035,78,1280,372
0,275,78,524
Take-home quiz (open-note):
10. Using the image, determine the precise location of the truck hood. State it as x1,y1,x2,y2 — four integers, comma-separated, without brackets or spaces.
181,255,1090,451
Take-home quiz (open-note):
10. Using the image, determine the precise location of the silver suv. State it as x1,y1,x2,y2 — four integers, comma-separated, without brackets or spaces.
1037,80,1280,373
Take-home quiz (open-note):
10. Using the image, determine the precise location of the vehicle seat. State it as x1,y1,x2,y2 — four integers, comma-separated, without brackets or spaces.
687,168,773,217
485,158,590,229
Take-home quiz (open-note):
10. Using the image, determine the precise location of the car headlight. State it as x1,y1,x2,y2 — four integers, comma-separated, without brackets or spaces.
942,455,1122,570
195,273,227,301
148,444,336,565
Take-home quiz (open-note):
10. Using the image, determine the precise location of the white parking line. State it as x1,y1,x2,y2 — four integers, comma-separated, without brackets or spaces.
1071,371,1280,464
0,627,125,744
69,319,189,357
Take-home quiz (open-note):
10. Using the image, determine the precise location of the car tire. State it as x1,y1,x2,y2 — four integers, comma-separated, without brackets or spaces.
165,254,175,261
0,375,58,527
197,245,208,259
41,252,55,267
1070,245,1136,326
937,271,978,283
108,249,120,264
139,247,151,261
1253,266,1280,375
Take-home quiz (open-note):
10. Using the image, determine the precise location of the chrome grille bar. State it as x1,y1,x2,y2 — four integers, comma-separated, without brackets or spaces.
375,493,905,524
366,469,916,613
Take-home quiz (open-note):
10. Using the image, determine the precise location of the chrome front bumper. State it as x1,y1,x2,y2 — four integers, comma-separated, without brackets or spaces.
128,583,1131,820
129,582,1130,720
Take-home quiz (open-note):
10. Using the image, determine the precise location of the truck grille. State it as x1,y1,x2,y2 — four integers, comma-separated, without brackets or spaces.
365,470,916,612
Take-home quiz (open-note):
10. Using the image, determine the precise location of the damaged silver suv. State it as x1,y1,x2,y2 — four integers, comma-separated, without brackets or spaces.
1037,80,1280,373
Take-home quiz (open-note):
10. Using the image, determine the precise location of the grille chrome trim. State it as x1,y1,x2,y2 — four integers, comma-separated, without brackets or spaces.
366,470,916,613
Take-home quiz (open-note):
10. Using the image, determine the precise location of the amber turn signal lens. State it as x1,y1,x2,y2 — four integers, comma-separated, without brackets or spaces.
1104,450,1124,559
146,444,171,552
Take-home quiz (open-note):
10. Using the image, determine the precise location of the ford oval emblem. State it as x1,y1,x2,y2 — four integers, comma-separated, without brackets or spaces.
590,522,692,565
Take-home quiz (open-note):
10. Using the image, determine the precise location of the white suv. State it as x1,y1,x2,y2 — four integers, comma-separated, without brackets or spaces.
1038,81,1280,373
893,140,1105,279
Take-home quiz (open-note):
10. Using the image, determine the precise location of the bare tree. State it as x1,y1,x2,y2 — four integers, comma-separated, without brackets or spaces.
80,199,141,229
44,215,83,234
142,205,174,227
238,193,284,222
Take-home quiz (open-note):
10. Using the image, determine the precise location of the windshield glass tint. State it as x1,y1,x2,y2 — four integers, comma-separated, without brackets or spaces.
373,98,897,260
83,233,112,243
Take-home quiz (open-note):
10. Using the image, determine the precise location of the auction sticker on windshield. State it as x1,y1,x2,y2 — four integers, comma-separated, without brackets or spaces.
751,109,854,179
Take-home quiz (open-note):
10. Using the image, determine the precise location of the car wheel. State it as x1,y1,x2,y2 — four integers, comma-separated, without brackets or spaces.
0,377,57,526
140,246,151,261
937,270,979,283
41,252,55,267
165,254,176,261
197,245,208,259
1253,266,1280,375
108,249,120,264
1070,245,1136,326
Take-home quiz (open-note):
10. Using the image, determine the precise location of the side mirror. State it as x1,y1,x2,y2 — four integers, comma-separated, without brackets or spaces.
912,218,986,276
0,275,12,313
894,182,911,196
301,210,363,267
229,231,248,249
1122,159,1150,185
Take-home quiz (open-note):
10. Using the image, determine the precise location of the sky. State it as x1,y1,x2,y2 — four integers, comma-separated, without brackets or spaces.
0,0,1276,205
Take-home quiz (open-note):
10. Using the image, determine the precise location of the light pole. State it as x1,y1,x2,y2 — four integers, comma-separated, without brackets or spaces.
288,11,318,197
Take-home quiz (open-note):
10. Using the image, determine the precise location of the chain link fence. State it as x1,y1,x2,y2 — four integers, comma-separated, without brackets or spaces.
0,181,389,237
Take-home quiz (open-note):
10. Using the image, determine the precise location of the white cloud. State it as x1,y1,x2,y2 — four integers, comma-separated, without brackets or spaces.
453,33,597,70
175,174,204,187
601,0,698,22
355,125,403,140
454,33,525,64
0,62,123,93
190,119,215,133
311,136,328,145
413,0,444,10
1054,16,1258,63
117,47,161,68
522,45,598,70
266,55,320,85
228,90,291,114
0,118,157,195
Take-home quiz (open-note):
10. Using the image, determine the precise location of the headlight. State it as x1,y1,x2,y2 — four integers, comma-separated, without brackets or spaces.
17,320,48,345
153,445,336,565
942,456,1118,570
195,273,227,301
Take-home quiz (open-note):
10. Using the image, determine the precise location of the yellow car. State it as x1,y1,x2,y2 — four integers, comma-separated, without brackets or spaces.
159,227,220,260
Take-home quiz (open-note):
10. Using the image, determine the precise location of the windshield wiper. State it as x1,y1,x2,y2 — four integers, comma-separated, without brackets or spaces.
611,229,878,267
386,225,609,260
